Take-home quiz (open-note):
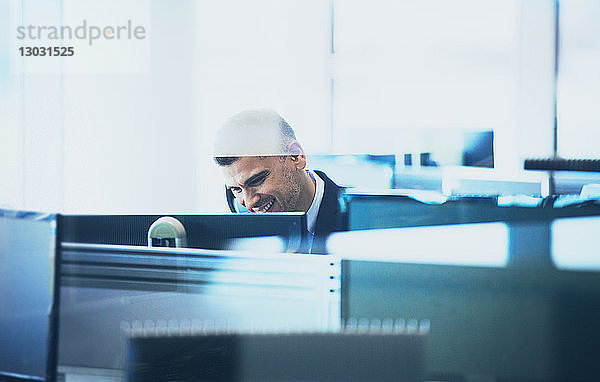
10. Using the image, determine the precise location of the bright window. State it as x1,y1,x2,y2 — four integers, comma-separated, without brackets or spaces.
557,0,600,158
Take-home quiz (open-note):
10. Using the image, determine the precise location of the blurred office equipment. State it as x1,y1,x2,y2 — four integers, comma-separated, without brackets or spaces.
525,158,600,173
0,210,61,382
343,189,600,232
128,328,426,382
552,216,600,271
59,213,306,252
394,167,543,196
308,154,395,189
580,183,600,199
307,131,496,193
525,158,600,195
547,172,600,195
462,130,494,168
147,216,187,247
329,215,600,382
329,222,509,268
58,243,339,377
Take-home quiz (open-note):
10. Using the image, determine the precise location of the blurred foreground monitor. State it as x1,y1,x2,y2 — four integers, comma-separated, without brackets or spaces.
128,329,426,382
59,213,307,252
0,210,60,382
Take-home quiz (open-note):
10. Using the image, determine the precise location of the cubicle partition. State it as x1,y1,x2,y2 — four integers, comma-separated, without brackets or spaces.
58,243,340,378
330,214,600,382
339,259,600,382
1,211,339,381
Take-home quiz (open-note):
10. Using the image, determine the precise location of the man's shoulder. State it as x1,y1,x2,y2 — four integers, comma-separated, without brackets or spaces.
313,169,345,211
312,169,346,233
313,170,343,193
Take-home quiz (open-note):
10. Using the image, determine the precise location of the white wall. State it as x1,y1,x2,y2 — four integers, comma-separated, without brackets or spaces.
3,0,201,213
1,0,64,212
2,0,595,214
61,0,199,213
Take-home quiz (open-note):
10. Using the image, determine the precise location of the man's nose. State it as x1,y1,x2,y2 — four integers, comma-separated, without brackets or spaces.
241,188,261,209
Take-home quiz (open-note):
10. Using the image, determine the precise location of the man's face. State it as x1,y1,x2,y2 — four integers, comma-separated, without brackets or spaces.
222,156,304,213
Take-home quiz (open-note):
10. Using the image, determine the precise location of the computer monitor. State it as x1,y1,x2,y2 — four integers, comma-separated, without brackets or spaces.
462,130,494,168
344,190,600,230
0,210,61,382
59,213,307,252
344,192,600,268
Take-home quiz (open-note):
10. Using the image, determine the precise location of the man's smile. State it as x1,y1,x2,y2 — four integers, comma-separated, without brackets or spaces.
251,198,275,213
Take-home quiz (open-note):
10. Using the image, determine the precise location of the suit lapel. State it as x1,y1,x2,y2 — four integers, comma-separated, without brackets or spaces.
313,170,343,234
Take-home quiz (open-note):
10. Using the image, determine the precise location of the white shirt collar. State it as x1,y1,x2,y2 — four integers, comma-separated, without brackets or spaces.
306,169,325,234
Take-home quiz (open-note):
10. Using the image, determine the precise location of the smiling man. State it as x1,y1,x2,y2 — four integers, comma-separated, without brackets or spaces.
213,109,346,250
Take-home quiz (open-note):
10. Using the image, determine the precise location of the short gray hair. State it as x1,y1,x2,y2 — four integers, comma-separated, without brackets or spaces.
214,109,297,166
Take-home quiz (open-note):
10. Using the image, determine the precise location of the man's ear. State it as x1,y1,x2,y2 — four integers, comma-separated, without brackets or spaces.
287,141,307,170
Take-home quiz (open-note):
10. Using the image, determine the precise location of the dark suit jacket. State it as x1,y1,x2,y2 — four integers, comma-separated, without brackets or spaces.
311,170,346,251
225,170,347,253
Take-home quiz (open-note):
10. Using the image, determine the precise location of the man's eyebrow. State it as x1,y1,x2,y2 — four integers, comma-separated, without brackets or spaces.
243,170,269,186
